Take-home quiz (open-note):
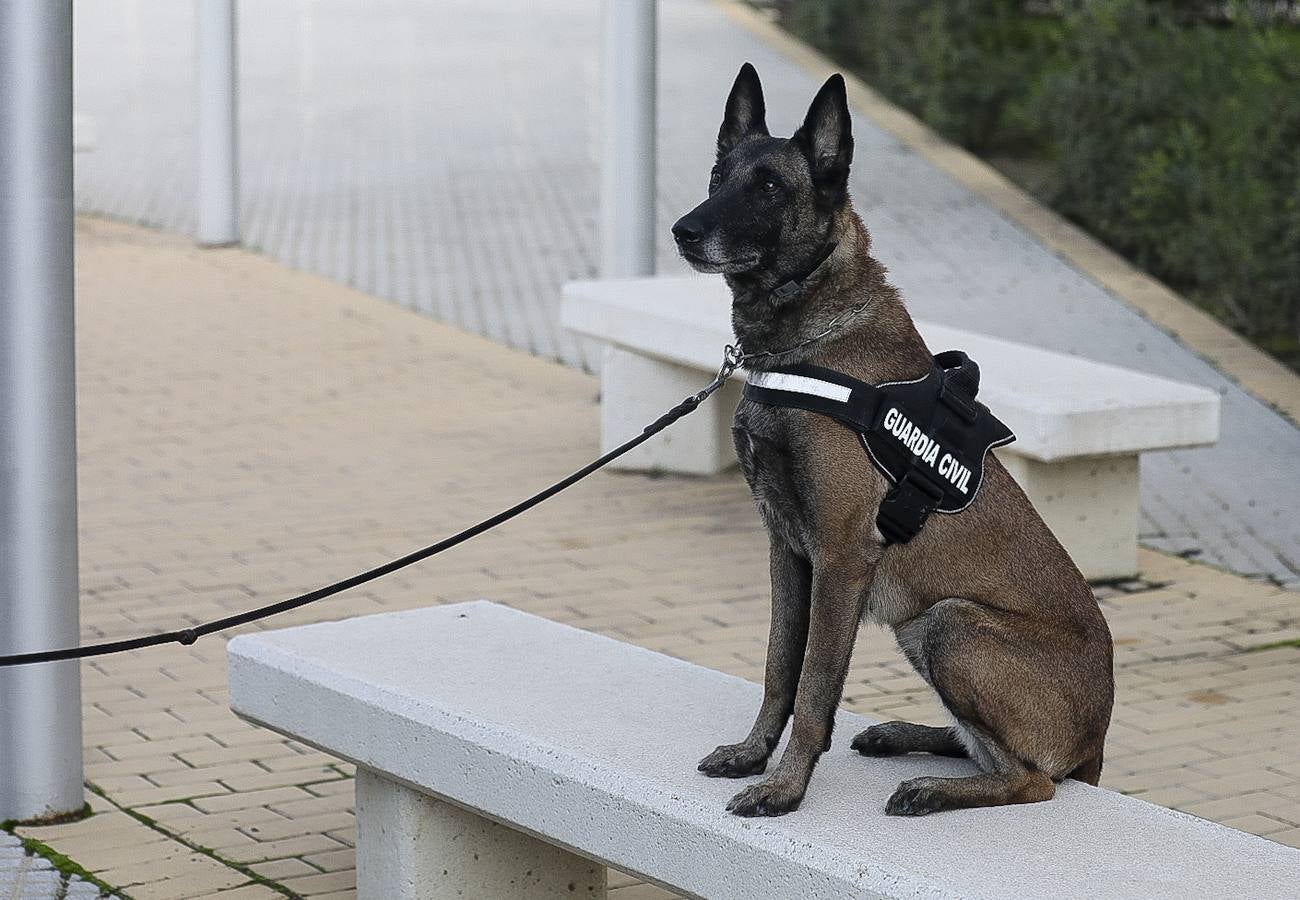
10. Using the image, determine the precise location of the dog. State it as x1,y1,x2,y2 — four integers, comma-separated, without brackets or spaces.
672,63,1114,817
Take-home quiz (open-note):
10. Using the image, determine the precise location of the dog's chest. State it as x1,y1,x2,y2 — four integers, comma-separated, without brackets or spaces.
733,398,813,550
736,395,930,627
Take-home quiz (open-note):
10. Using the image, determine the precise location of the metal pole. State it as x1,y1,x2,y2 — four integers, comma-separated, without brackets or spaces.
0,0,85,822
196,0,239,246
600,0,657,278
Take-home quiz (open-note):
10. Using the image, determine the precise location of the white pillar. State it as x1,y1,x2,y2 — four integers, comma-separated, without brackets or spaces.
355,769,607,900
600,0,657,278
196,0,239,246
0,0,85,822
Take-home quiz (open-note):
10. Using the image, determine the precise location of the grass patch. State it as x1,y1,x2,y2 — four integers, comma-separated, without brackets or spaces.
1244,637,1300,652
1,802,91,830
14,836,120,897
1,813,119,898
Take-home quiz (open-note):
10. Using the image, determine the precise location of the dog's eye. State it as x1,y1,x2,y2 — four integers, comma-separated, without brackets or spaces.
761,178,779,193
709,170,722,190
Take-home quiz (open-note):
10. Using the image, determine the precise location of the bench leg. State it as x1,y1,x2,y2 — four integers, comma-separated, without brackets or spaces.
355,768,606,900
997,451,1139,582
600,346,742,475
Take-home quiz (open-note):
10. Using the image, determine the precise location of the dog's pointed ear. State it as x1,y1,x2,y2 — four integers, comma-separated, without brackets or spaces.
793,73,853,197
717,63,768,159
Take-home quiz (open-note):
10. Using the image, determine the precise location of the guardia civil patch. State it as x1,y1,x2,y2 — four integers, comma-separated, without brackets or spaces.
743,351,1014,545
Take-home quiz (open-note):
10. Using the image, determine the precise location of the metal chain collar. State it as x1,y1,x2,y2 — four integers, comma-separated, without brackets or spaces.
712,296,874,387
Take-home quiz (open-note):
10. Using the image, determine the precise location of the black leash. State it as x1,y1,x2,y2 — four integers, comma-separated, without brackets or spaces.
0,353,743,668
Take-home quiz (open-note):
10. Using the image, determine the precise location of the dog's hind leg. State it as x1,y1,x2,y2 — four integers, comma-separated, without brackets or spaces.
883,596,1109,815
885,723,1055,816
1067,752,1104,786
887,765,1055,816
851,721,968,758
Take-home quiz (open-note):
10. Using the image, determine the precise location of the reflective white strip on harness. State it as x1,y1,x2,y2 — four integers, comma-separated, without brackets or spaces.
746,370,852,403
742,353,1016,545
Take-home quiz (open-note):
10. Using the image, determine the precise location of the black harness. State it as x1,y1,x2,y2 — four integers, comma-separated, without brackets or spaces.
744,351,1015,545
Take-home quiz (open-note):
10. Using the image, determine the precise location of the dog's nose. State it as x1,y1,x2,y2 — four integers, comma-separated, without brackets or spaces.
672,217,704,244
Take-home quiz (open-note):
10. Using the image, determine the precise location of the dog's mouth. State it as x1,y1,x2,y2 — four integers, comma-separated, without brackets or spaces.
678,247,761,275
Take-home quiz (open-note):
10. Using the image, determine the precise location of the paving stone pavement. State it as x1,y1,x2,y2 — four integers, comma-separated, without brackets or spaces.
69,0,1300,586
1,831,110,900
10,218,1296,900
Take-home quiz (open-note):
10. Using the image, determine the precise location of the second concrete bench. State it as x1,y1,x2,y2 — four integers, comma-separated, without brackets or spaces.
560,276,1221,580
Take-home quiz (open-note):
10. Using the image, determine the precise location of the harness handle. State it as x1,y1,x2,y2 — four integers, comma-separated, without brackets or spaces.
935,350,981,424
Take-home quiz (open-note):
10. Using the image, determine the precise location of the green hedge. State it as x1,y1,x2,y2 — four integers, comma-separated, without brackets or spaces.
777,0,1300,370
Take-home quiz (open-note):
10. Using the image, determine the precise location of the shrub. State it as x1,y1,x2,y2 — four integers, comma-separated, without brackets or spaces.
777,0,1300,369
781,0,1058,153
1040,1,1300,363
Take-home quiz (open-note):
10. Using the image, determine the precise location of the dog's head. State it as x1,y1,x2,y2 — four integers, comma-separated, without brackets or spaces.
673,63,853,279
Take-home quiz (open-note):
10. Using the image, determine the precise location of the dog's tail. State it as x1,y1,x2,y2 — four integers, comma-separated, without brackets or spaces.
1067,752,1104,786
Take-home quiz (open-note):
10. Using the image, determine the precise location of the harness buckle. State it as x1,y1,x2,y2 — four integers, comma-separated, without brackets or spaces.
770,280,802,301
877,468,947,546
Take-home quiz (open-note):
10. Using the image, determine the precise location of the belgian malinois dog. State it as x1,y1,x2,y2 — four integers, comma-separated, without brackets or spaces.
673,64,1114,817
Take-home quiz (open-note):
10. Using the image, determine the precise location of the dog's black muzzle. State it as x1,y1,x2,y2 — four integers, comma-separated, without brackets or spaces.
671,205,712,255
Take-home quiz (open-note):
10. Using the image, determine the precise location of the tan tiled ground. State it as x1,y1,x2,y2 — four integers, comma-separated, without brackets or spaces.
12,219,1299,898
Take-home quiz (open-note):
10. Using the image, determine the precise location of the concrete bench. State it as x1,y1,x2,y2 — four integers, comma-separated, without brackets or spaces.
561,276,1220,580
228,601,1299,899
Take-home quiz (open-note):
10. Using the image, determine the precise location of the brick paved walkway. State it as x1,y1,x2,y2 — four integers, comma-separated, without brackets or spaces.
10,219,1297,899
69,0,1300,586
1,831,110,899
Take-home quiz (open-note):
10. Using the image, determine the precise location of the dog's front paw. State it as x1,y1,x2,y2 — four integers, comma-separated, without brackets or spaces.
725,777,804,817
885,777,948,817
698,742,768,778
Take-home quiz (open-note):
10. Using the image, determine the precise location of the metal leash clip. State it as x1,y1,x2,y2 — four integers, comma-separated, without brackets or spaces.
697,344,746,403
